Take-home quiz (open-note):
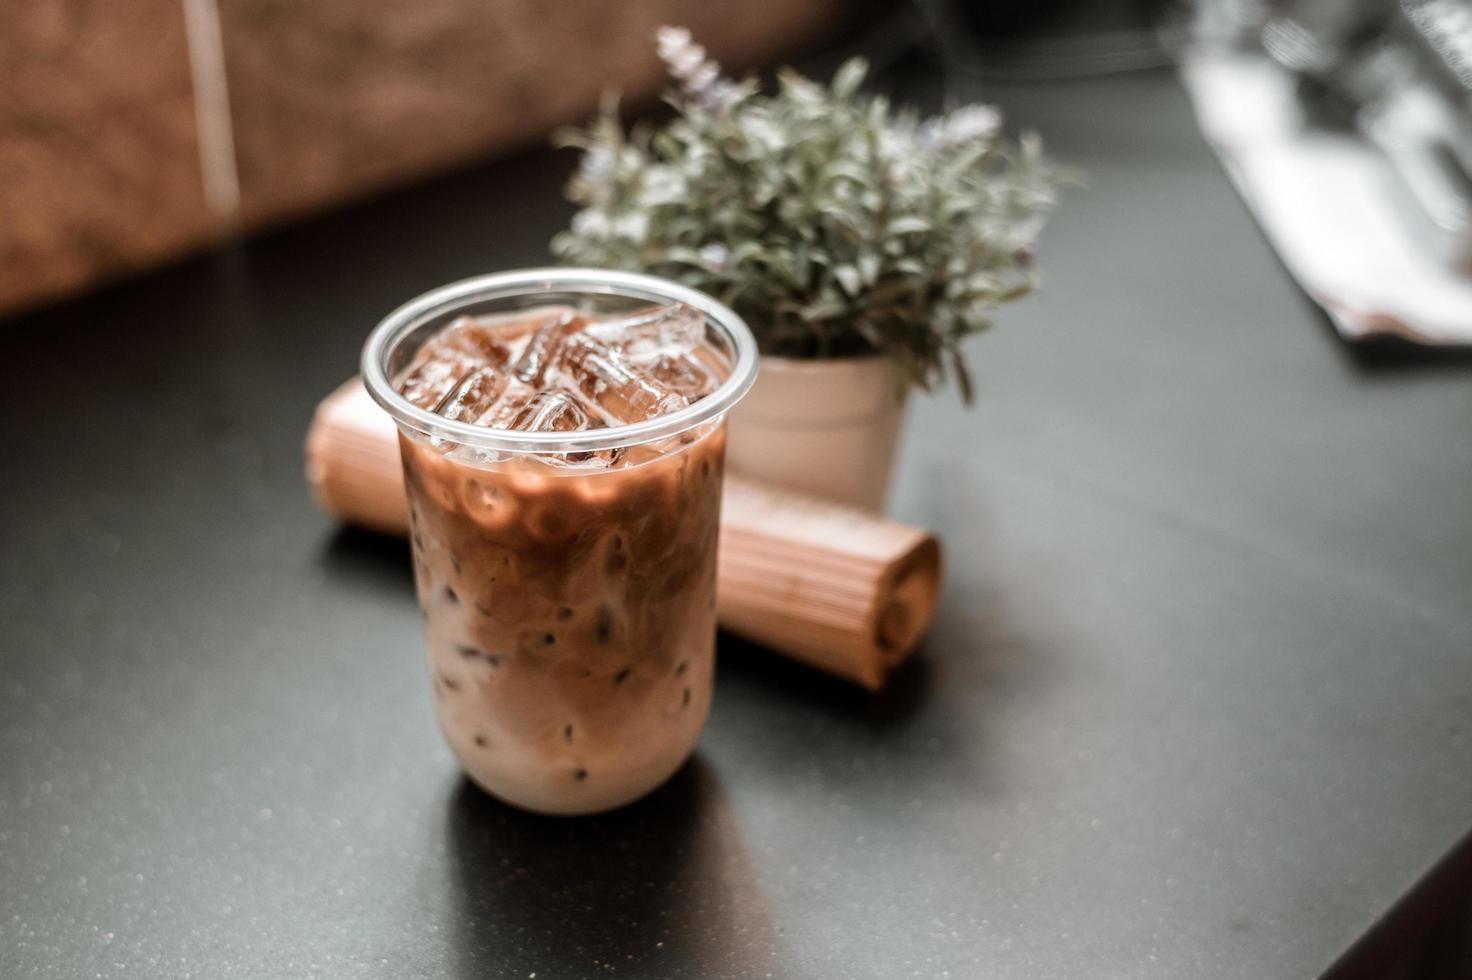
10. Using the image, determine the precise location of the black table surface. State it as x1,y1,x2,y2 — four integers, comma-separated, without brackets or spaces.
4,61,1471,980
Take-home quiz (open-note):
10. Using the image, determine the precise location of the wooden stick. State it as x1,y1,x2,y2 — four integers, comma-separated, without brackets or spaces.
305,379,942,689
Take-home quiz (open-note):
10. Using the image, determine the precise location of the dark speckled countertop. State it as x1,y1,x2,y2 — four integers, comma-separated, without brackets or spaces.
3,60,1471,980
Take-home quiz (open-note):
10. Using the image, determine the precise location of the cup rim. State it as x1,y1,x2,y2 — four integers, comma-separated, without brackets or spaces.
361,268,759,453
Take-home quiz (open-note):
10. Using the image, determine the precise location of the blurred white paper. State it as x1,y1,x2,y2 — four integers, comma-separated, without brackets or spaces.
1181,52,1472,345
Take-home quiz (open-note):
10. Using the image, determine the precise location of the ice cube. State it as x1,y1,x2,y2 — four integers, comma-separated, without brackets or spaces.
439,315,515,365
506,389,598,433
642,351,719,398
589,303,703,359
509,311,584,387
395,315,515,409
433,367,509,423
398,355,472,410
586,304,717,401
558,334,689,423
479,385,534,430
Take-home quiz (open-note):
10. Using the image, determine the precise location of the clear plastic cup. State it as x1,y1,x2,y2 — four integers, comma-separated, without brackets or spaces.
362,269,758,815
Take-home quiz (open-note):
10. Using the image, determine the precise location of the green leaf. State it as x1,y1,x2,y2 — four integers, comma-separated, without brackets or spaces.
798,297,847,321
832,58,869,99
833,264,862,297
886,216,930,236
950,348,975,406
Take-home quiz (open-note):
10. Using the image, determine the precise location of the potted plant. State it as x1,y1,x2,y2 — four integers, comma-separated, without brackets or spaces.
553,27,1062,510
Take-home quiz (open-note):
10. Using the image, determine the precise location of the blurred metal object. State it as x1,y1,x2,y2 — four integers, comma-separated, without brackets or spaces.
1258,0,1472,270
909,0,1186,84
1261,0,1386,74
1188,0,1274,48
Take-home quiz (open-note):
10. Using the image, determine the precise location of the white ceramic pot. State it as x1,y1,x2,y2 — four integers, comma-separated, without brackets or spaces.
725,355,907,512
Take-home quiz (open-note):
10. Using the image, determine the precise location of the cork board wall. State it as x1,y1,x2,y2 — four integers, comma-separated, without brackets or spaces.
0,0,842,316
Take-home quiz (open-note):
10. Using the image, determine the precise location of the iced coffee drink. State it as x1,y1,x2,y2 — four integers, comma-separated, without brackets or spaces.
362,271,756,815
